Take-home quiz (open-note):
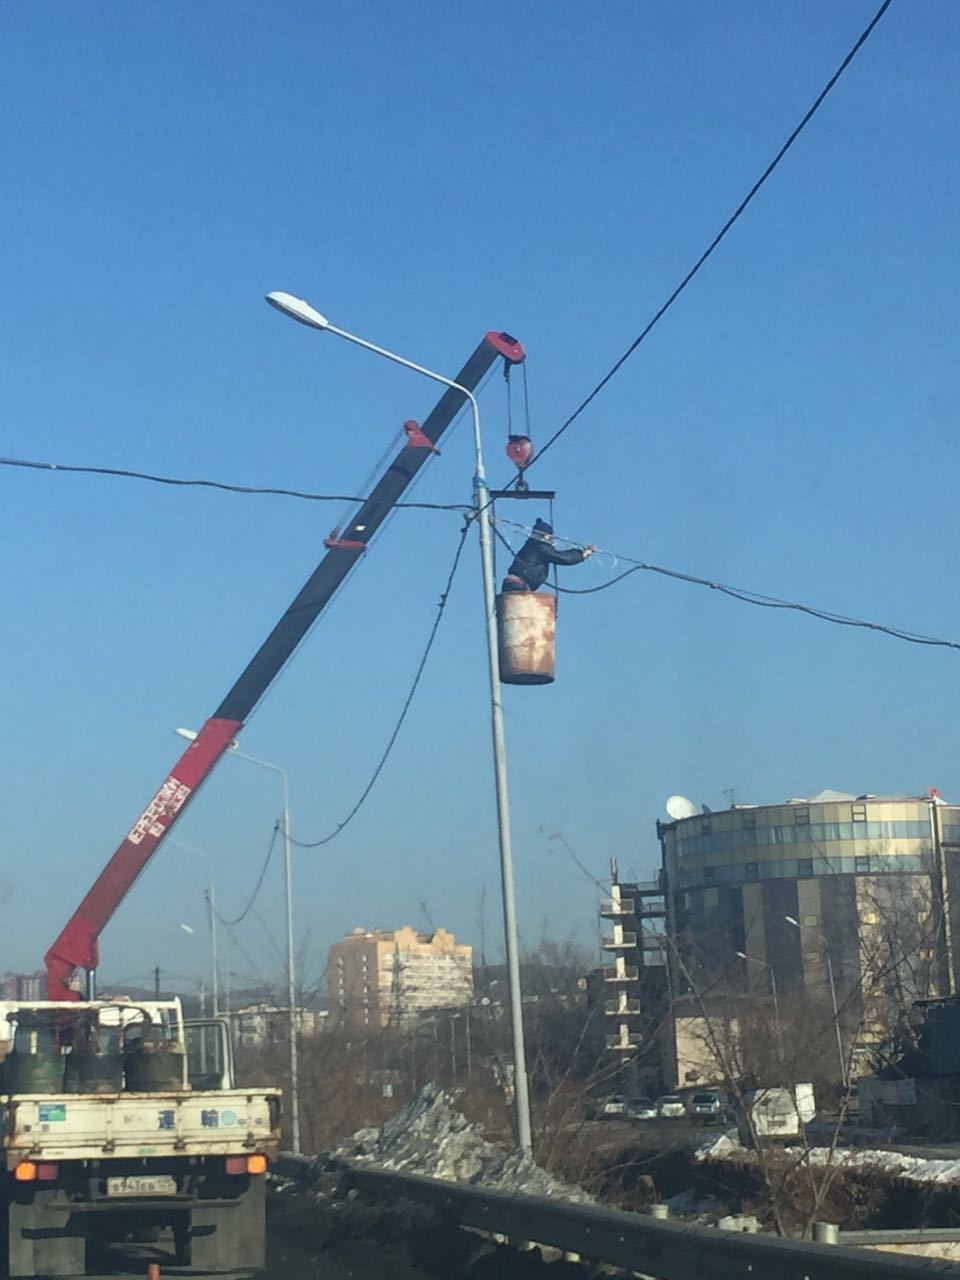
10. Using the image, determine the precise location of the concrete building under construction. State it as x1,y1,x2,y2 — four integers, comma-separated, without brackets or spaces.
328,926,473,1029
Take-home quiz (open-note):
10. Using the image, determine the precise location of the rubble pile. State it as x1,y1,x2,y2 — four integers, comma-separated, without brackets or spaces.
338,1083,592,1202
695,1132,747,1164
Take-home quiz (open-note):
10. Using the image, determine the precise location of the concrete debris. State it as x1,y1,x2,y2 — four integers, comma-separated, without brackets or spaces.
693,1131,748,1163
338,1083,592,1202
663,1188,724,1222
717,1214,759,1233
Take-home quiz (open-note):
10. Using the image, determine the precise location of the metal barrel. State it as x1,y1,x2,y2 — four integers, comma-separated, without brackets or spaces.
497,592,557,685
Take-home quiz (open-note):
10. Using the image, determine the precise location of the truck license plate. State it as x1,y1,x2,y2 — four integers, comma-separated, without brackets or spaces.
107,1175,177,1197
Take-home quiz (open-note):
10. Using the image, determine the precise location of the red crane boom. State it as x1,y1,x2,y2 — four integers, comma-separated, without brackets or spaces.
44,329,525,999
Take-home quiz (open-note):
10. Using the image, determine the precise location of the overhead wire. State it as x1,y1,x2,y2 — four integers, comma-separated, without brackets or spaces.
215,821,280,926
0,361,500,519
0,455,470,512
492,514,960,654
220,921,274,996
287,519,473,848
516,0,895,478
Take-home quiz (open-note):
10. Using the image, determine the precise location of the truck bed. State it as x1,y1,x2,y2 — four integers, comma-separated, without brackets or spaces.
1,1088,280,1166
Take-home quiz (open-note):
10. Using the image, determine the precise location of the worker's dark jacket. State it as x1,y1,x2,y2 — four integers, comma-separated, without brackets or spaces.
505,536,586,592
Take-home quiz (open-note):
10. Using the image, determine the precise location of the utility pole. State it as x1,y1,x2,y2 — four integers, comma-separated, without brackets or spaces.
205,884,219,1017
153,966,161,999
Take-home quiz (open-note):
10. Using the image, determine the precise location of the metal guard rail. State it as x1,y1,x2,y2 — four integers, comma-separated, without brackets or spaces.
274,1154,960,1279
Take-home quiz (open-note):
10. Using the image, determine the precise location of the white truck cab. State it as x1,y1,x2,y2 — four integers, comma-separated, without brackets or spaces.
0,998,280,1279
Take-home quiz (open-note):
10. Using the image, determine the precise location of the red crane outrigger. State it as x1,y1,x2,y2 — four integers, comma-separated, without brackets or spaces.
44,329,525,1001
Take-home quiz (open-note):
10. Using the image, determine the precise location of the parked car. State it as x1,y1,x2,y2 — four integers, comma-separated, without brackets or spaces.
586,1094,630,1120
688,1090,724,1123
626,1097,658,1120
656,1094,687,1118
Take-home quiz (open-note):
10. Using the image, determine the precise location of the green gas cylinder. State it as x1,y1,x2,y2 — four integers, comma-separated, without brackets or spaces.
64,1050,123,1094
124,1043,184,1091
3,1051,65,1094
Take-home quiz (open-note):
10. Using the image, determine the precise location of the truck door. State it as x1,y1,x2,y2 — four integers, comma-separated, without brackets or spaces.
185,1018,233,1090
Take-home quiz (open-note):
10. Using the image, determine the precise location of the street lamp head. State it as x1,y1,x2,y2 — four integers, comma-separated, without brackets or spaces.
784,915,800,929
735,951,748,960
180,923,195,935
175,726,239,750
266,291,329,331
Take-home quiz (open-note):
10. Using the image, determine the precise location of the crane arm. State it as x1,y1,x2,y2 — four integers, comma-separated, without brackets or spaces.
45,329,525,1000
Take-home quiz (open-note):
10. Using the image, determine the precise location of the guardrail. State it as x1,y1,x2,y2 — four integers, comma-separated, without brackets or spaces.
274,1153,960,1278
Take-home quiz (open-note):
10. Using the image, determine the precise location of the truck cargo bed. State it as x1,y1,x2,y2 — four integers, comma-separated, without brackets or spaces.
1,1089,280,1166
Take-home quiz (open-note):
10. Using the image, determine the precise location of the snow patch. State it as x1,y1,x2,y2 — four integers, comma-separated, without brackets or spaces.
696,1129,960,1187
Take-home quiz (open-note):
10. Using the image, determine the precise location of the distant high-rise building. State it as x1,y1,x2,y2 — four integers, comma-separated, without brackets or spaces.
0,971,47,1001
328,926,473,1029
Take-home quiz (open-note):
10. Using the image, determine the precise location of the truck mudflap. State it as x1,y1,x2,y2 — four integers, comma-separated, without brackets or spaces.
3,1171,265,1277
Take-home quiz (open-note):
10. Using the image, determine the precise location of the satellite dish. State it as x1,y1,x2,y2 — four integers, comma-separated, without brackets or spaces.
666,795,698,821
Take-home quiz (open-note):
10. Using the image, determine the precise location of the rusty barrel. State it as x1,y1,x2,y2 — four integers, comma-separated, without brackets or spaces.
497,591,556,685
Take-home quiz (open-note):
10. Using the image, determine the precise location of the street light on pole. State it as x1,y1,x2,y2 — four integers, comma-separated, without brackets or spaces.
736,950,784,1064
175,727,301,1154
264,291,534,1153
785,915,847,1087
170,838,220,1017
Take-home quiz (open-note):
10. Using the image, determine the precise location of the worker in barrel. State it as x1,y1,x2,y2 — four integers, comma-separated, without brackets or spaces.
502,518,596,592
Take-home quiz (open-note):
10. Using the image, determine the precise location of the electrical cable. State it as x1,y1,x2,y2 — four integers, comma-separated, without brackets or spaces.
0,363,499,519
0,455,471,512
288,520,473,848
492,514,960,653
215,821,280,926
519,0,895,477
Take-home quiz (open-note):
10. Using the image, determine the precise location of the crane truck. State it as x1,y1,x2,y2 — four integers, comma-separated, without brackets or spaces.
0,324,523,1278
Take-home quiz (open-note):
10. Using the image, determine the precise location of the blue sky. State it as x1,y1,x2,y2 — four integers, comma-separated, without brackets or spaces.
2,1,958,995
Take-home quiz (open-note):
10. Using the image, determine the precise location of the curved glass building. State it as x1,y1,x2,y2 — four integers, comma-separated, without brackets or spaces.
658,792,959,1015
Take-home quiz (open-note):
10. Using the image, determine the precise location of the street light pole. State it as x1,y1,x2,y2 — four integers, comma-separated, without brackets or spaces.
224,747,300,1156
174,728,301,1154
785,915,846,1087
736,950,783,1064
172,839,219,1016
206,882,219,1017
264,292,533,1153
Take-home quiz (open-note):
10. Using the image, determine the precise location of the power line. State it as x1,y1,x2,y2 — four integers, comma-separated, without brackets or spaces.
522,0,895,475
0,363,501,515
0,454,470,513
493,515,960,654
289,520,473,848
215,821,280,926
